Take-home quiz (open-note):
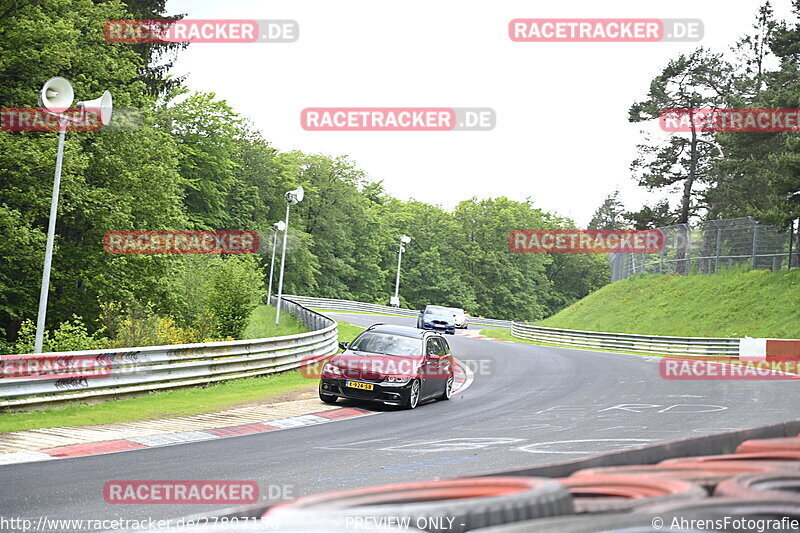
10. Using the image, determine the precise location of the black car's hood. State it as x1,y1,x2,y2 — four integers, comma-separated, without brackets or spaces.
330,352,424,379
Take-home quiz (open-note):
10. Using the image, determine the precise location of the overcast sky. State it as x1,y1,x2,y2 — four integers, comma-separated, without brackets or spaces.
163,0,795,226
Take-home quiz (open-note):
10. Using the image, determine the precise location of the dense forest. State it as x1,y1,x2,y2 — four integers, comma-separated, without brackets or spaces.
0,0,609,352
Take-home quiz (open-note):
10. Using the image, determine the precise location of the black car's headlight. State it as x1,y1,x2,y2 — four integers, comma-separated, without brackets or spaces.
384,376,410,384
323,362,342,376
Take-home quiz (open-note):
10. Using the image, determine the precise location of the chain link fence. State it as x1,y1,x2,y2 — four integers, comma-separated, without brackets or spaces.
610,217,799,281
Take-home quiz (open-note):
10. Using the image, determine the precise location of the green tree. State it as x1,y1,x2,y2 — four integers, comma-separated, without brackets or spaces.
162,92,245,229
0,0,185,339
589,191,628,230
629,48,734,224
453,198,552,320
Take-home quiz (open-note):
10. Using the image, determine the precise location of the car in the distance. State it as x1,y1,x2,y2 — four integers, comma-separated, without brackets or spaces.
449,307,469,329
319,324,455,409
416,305,457,334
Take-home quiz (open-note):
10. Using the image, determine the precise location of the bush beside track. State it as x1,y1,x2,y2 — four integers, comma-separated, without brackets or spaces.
539,269,800,339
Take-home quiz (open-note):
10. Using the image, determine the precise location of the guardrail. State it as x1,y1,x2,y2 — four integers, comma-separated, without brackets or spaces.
282,295,513,328
510,322,741,357
0,301,337,409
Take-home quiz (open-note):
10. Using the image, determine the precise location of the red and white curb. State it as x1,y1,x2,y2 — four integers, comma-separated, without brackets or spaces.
0,361,474,467
0,407,377,466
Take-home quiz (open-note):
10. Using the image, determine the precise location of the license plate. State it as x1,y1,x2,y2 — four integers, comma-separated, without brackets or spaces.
345,380,374,391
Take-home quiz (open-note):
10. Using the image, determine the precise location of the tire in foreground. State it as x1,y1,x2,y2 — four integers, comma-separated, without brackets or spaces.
263,477,574,533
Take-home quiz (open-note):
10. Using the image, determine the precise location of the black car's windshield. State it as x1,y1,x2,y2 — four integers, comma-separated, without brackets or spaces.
349,332,421,355
425,306,450,315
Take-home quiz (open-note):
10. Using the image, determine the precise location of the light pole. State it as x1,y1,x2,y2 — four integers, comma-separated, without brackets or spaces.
275,186,304,325
391,235,411,307
33,77,113,353
266,220,286,303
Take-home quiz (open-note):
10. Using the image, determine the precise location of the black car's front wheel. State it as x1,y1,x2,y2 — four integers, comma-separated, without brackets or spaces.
319,384,338,404
404,379,421,409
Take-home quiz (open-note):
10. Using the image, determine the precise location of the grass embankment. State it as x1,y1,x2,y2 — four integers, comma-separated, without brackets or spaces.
242,304,307,339
538,269,800,338
0,306,366,434
336,321,367,345
481,269,800,342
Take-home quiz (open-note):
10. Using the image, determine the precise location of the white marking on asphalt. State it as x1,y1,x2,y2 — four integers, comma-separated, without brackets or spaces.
381,437,525,453
595,426,649,433
518,438,654,454
658,404,727,413
315,438,398,451
534,405,596,415
461,423,567,433
598,403,728,414
598,404,662,413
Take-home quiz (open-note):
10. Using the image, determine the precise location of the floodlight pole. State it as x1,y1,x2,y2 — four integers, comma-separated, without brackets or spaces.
392,235,411,306
394,245,404,303
267,222,284,302
274,187,303,325
32,77,112,354
275,203,291,325
34,124,67,354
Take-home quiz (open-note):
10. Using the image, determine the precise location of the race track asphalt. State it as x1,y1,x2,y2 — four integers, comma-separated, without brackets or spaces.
1,312,797,525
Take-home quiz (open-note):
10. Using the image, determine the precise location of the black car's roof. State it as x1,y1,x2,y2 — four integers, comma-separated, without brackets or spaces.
364,324,431,338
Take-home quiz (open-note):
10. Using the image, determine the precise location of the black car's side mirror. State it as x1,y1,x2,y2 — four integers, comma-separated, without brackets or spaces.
338,341,349,350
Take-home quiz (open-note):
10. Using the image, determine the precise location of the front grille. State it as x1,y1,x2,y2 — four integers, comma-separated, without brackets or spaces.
341,372,382,383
